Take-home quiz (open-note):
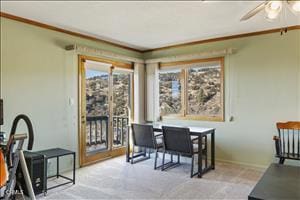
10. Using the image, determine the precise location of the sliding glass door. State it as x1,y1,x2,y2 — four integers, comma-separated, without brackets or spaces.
112,70,132,149
79,55,133,166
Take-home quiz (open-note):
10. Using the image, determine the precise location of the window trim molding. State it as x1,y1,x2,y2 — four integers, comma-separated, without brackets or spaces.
160,57,224,69
159,57,225,122
79,54,133,70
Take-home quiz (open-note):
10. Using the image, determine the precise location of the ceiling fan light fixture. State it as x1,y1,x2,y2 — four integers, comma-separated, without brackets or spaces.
269,1,283,10
290,1,300,12
241,0,298,22
265,1,282,20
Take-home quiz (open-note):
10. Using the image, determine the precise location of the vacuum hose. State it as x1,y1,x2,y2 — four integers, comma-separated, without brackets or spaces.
6,114,34,168
9,114,34,150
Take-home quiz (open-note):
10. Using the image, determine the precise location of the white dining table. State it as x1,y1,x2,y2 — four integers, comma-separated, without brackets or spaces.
126,123,215,178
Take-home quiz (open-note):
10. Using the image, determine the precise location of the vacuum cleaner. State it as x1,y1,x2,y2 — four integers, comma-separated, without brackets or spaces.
0,114,36,200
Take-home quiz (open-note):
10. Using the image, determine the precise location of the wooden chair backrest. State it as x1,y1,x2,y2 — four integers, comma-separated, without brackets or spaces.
276,121,300,158
277,121,300,130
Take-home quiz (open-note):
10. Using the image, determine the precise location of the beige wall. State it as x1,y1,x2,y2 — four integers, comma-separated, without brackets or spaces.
1,16,299,169
144,30,300,167
0,18,142,171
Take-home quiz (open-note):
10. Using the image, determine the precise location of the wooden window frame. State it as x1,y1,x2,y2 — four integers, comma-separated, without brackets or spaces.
159,57,224,122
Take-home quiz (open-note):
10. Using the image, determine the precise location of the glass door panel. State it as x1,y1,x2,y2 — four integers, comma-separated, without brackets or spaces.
85,67,110,156
112,70,132,148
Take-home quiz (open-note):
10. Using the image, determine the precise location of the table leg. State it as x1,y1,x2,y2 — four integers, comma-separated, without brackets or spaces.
205,136,208,169
126,125,130,162
56,157,59,178
44,157,48,196
198,134,203,178
211,130,215,170
73,153,76,184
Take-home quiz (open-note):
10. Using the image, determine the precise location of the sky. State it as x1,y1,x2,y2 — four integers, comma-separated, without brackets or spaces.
86,69,108,79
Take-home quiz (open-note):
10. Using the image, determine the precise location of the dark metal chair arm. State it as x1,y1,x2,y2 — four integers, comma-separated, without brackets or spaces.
191,135,207,143
154,133,163,137
192,136,198,143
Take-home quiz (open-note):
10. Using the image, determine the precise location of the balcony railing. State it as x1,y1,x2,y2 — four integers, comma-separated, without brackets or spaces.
113,116,129,147
86,116,109,147
86,115,129,152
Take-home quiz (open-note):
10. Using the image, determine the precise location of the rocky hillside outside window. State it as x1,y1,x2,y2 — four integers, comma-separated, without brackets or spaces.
158,57,224,121
159,70,183,116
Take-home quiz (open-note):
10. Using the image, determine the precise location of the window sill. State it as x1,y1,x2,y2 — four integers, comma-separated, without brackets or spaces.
161,115,224,122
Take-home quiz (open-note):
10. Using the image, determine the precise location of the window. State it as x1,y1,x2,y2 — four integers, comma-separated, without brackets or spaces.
159,57,224,121
159,69,182,116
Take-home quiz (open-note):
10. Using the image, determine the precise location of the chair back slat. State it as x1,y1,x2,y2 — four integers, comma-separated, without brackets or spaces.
287,129,290,156
276,122,300,158
292,129,295,156
298,129,300,158
298,130,300,158
283,129,285,155
162,126,193,155
131,123,156,149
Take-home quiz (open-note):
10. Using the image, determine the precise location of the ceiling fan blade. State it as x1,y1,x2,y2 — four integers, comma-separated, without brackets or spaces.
240,1,268,21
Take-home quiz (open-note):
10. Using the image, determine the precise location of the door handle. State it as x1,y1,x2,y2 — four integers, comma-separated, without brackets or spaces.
81,116,86,123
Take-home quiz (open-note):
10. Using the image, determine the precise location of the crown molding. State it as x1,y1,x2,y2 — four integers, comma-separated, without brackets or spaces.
0,12,143,53
142,25,300,53
1,11,299,54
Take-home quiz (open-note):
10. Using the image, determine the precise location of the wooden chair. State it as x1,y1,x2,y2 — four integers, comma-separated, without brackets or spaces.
273,121,300,164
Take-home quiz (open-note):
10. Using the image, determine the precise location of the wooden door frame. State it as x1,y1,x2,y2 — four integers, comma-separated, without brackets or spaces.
78,55,134,167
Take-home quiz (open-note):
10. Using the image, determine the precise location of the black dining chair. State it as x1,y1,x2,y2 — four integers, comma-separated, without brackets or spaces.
161,126,206,178
131,123,164,169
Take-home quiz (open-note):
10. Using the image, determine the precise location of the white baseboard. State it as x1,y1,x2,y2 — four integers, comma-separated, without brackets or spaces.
215,158,268,170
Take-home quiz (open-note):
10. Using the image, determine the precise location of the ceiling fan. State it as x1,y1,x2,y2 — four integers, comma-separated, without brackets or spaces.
240,0,300,21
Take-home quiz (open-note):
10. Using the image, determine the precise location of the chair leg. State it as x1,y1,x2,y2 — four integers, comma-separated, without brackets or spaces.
279,158,285,164
161,152,166,171
131,145,135,164
178,154,180,164
171,153,173,163
190,155,194,178
204,150,208,169
154,149,158,170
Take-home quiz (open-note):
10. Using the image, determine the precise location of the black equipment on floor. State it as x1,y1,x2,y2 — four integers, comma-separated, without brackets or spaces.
17,151,45,195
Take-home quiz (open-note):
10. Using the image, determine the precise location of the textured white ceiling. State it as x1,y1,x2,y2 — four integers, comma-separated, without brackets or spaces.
1,1,299,50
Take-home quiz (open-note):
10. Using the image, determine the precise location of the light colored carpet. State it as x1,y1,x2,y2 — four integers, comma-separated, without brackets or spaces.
37,155,264,200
